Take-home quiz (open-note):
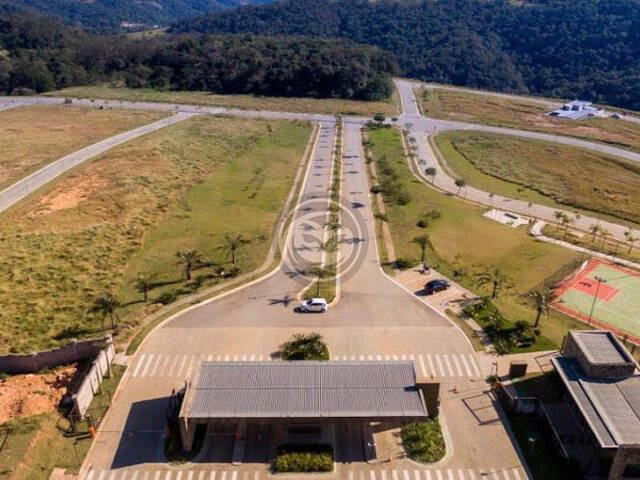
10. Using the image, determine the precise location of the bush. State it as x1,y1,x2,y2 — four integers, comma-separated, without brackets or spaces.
396,190,412,205
417,218,429,228
156,290,178,305
273,444,334,473
279,332,330,360
401,420,446,463
394,257,416,269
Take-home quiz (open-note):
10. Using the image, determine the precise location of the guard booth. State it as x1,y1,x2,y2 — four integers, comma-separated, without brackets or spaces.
178,361,430,461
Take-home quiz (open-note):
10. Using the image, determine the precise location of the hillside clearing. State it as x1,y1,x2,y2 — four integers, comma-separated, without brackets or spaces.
434,131,640,226
420,88,640,152
0,105,166,190
0,116,311,353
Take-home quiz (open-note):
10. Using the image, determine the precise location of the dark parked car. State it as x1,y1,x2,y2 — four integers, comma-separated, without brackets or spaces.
424,279,451,295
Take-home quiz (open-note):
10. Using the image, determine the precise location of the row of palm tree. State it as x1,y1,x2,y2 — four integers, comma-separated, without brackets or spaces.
90,233,250,330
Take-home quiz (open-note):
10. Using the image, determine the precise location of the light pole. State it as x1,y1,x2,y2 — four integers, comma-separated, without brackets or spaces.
588,276,607,324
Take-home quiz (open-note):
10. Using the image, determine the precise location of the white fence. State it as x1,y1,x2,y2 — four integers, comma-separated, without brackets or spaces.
72,339,116,416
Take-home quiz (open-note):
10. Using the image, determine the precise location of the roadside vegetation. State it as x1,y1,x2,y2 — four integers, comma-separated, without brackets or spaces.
421,88,640,152
366,126,588,349
400,420,445,463
47,86,399,117
0,105,165,190
434,131,640,225
542,223,640,264
272,444,333,473
0,116,311,353
277,333,329,361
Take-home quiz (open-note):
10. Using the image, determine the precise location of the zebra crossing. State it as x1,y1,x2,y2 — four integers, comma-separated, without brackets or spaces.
83,467,525,480
129,353,483,379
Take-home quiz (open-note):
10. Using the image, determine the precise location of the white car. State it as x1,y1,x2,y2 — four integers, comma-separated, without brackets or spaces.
299,298,328,313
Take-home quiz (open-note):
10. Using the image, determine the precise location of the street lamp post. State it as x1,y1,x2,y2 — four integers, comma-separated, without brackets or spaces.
588,276,607,324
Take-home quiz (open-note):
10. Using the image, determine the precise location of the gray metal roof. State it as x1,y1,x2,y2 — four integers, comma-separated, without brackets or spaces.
186,361,428,419
553,357,640,447
573,331,631,365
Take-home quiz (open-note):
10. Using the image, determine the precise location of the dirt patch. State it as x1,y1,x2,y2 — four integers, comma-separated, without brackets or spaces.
0,365,76,423
33,174,108,215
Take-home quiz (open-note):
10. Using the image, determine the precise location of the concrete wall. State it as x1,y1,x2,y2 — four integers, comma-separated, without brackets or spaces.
609,444,640,479
563,332,635,379
0,336,111,374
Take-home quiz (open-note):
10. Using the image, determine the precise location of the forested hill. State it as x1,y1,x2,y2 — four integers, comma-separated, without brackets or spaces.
1,0,274,33
172,0,640,111
0,6,397,100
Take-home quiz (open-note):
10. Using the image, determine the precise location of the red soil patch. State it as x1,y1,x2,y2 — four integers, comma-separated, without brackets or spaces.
33,174,107,215
0,365,76,423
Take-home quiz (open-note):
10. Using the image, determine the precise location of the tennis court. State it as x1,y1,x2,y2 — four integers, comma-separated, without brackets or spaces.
552,258,640,342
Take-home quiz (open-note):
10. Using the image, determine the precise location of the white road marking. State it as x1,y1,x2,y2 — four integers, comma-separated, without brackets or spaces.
425,471,432,480
469,355,482,377
512,469,521,480
447,470,454,480
403,470,410,480
452,355,463,376
414,470,421,480
250,354,255,361
209,472,216,480
177,356,189,377
164,471,171,480
98,471,106,480
233,355,238,361
349,472,355,480
377,355,382,360
393,355,399,361
418,355,428,376
132,355,146,377
436,471,443,480
459,355,472,377
491,469,500,480
141,354,155,377
467,469,477,480
443,355,454,376
86,471,95,480
371,471,377,480
435,354,446,376
231,472,237,480
457,470,465,480
175,472,182,480
220,473,226,480
130,472,139,480
502,470,511,480
427,355,436,377
392,470,399,480
216,355,222,361
242,355,247,361
401,355,407,361
360,355,365,361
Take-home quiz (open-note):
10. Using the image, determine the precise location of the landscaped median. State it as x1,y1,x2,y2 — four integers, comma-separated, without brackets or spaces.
273,444,334,473
401,419,446,464
364,124,585,349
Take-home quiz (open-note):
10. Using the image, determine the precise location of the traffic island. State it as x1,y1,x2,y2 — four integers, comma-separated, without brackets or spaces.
272,444,334,473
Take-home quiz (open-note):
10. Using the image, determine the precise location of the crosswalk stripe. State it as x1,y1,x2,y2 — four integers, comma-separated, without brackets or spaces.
427,355,436,377
401,355,407,361
435,355,446,376
393,355,399,361
360,355,365,361
371,471,377,480
491,469,500,480
467,469,477,480
230,472,237,480
149,355,162,377
377,355,382,360
452,356,463,376
459,355,472,377
130,471,139,480
141,354,155,377
447,470,454,480
164,471,171,480
381,471,387,480
233,355,238,361
424,470,432,480
351,355,356,361
511,468,521,480
178,356,190,377
436,471,443,480
175,472,182,480
349,472,354,480
457,470,465,480
242,355,247,361
392,470,399,480
85,471,95,480
186,472,193,480
216,355,221,361
368,355,373,361
254,472,260,480
132,355,146,377
403,470,410,480
385,355,390,361
502,470,511,480
120,472,128,480
418,355,428,377
414,470,421,480
209,472,216,480
443,356,454,376
469,355,482,377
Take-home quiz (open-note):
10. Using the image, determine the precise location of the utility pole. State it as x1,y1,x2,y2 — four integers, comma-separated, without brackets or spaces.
588,276,607,324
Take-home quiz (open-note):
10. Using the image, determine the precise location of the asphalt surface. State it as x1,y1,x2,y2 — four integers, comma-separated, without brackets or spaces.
0,112,197,214
395,79,639,242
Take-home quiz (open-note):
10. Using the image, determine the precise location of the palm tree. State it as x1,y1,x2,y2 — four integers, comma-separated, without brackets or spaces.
224,234,249,264
91,293,120,330
132,273,155,303
589,223,601,243
529,289,554,328
625,229,638,255
309,266,331,297
560,214,574,238
454,178,466,196
474,267,509,299
425,167,437,184
326,221,341,232
279,332,328,360
176,250,201,281
599,228,611,250
488,192,494,207
412,234,432,263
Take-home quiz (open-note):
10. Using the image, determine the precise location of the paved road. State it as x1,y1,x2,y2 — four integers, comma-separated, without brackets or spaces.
0,112,197,214
395,79,639,242
82,121,526,477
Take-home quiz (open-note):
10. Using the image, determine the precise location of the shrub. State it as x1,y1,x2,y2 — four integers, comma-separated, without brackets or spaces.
416,218,429,228
273,444,333,473
394,257,416,269
396,190,412,205
401,420,446,463
156,291,178,305
279,332,330,360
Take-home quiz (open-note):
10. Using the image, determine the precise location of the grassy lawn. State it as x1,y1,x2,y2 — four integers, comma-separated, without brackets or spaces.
45,84,399,117
434,131,640,226
367,126,588,349
0,365,126,480
400,420,446,464
420,88,640,152
0,105,166,190
0,116,311,353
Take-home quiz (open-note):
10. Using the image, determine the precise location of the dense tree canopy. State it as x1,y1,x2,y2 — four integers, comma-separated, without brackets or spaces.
172,0,640,110
0,6,397,100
